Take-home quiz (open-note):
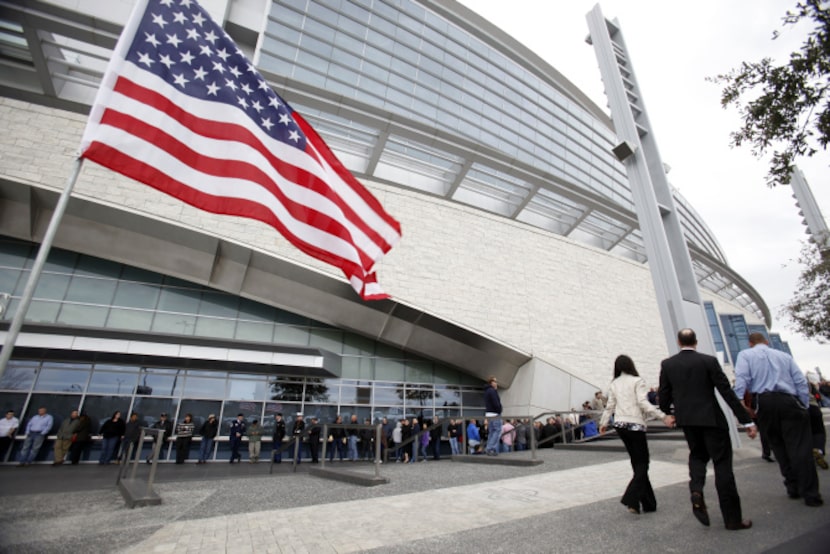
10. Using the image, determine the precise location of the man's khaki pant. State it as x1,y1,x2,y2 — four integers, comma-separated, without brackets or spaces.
54,438,72,463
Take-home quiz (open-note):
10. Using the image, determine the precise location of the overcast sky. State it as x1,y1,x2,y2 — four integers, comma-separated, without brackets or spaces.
458,0,830,374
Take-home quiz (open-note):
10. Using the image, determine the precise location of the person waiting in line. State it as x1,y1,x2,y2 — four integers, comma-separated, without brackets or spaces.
247,419,262,463
807,373,828,470
308,416,321,463
121,412,142,463
600,355,673,515
53,409,79,466
228,413,246,464
400,418,412,463
392,420,403,462
418,422,430,462
347,414,360,461
514,419,528,452
409,417,421,463
447,419,460,456
500,419,515,453
174,413,195,464
429,416,442,460
359,418,374,461
291,413,305,463
272,413,286,463
466,419,481,454
69,413,92,465
99,411,125,465
196,414,218,464
18,407,53,466
0,410,19,462
327,415,346,462
147,413,173,464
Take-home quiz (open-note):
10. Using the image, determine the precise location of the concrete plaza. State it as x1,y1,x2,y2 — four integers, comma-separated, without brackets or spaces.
0,434,828,554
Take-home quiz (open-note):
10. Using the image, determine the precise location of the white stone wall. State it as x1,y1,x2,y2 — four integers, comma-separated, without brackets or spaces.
0,97,760,389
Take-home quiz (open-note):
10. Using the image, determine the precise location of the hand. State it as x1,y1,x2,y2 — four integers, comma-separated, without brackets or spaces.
746,426,758,439
599,425,607,434
663,415,676,428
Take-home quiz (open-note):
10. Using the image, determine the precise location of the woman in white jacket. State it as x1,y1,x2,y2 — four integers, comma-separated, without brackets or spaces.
600,355,674,515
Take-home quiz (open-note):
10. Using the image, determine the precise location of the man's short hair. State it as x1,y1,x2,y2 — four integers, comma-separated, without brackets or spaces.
748,332,767,345
677,328,697,347
488,376,497,384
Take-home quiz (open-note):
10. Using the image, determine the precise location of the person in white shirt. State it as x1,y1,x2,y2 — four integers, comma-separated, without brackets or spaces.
600,355,674,515
0,410,19,462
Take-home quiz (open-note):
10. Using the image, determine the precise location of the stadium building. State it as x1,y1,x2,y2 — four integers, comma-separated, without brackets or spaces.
0,0,784,461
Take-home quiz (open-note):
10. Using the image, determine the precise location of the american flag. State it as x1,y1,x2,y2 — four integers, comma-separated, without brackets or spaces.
80,0,401,300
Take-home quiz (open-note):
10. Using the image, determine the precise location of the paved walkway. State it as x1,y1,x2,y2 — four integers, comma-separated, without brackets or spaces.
1,434,828,554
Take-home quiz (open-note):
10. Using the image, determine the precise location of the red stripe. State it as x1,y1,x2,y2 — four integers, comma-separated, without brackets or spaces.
96,108,375,270
82,141,367,280
113,77,397,254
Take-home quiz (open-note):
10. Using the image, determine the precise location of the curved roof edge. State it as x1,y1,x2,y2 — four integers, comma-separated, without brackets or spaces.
0,178,531,386
421,0,612,126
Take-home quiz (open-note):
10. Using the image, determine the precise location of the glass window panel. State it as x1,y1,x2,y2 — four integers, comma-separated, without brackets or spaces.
308,329,343,353
304,378,333,403
81,396,132,433
194,317,236,339
42,249,77,272
0,360,37,391
64,276,117,304
182,376,226,398
301,404,338,425
342,334,375,356
374,358,405,381
372,385,400,405
406,361,433,384
0,268,21,297
273,325,309,345
227,376,269,400
74,255,122,278
151,313,197,335
338,383,372,405
157,287,202,313
106,308,154,332
461,388,483,407
56,304,108,327
274,310,309,325
268,377,306,402
87,372,139,395
136,369,182,397
21,299,60,323
0,240,32,268
0,392,27,425
433,364,461,385
340,356,373,380
93,364,139,372
220,401,263,435
121,265,164,284
435,385,462,408
198,291,239,317
338,405,371,422
34,366,90,393
235,320,275,343
33,273,70,300
263,401,300,436
403,386,434,411
237,298,276,322
131,397,179,429
112,281,161,309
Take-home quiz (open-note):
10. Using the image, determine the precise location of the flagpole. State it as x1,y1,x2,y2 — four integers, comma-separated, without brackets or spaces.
0,157,85,381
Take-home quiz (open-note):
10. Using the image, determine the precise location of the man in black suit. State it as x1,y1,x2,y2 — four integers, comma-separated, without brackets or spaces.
659,328,758,531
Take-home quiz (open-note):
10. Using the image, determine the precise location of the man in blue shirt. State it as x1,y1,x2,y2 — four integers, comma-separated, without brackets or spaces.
734,332,822,507
18,407,54,466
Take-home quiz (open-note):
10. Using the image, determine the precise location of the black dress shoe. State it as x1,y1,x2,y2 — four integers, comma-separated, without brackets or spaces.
691,492,710,527
725,519,752,530
805,496,824,507
761,455,775,463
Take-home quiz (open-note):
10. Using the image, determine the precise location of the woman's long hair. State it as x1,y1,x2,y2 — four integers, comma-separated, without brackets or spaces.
613,355,639,379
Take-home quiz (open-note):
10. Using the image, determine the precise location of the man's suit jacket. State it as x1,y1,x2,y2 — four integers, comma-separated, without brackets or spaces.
658,349,752,428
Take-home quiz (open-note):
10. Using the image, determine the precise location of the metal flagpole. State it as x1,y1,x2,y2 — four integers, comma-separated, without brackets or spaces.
0,157,85,380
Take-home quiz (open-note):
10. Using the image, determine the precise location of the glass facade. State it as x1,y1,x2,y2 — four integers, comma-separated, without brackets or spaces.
703,302,727,363
0,236,485,462
720,314,751,367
